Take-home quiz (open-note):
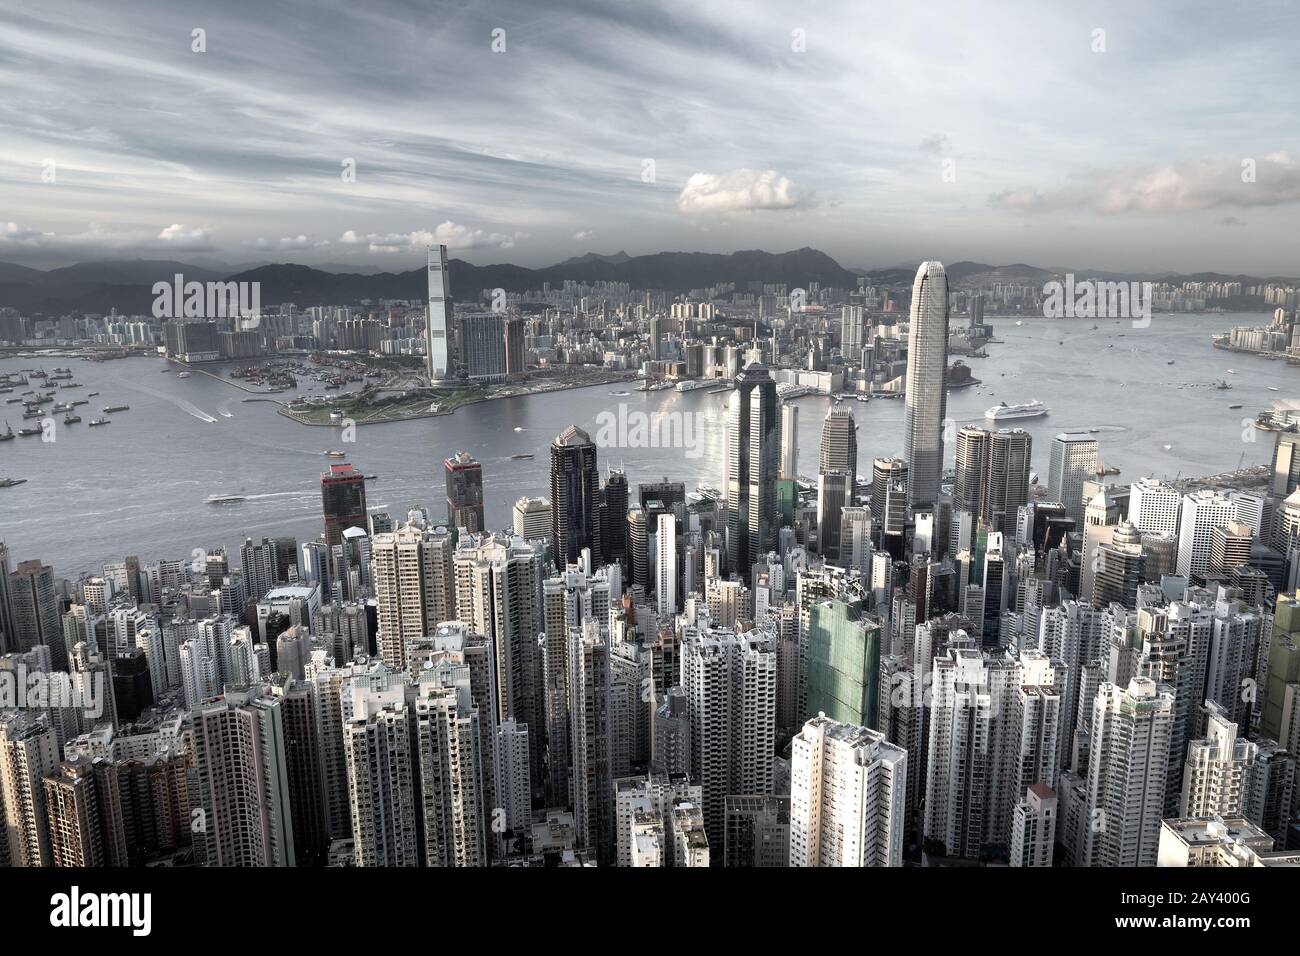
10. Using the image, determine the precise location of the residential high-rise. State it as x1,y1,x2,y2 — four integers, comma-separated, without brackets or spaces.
42,759,105,867
805,598,882,729
789,714,907,867
682,623,777,845
568,622,613,863
724,363,779,575
1270,430,1300,498
371,524,455,669
444,451,486,535
550,425,601,569
426,243,452,381
1080,678,1175,867
458,313,506,383
344,678,419,867
8,559,64,670
656,512,678,617
503,315,526,377
1180,700,1256,819
902,260,949,507
1009,784,1057,867
0,712,58,867
320,464,368,548
190,685,296,867
495,718,531,840
1047,433,1099,522
724,794,790,867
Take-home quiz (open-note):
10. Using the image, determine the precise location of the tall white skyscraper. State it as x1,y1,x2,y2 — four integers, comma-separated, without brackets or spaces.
495,718,532,837
779,403,799,479
724,364,779,574
1081,677,1175,867
657,512,678,617
426,243,452,381
371,524,454,670
789,714,907,867
1176,490,1235,578
1129,477,1181,537
0,712,57,867
1180,700,1256,818
903,261,949,507
1047,433,1099,521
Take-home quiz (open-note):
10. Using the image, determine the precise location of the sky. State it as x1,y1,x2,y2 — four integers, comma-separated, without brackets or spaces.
1,0,1299,275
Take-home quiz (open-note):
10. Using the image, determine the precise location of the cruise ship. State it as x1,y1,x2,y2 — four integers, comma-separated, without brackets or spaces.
985,399,1049,422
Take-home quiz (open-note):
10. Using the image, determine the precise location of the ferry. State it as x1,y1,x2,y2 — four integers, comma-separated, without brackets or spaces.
103,405,130,413
510,453,534,460
675,379,714,392
206,494,246,504
985,400,1049,422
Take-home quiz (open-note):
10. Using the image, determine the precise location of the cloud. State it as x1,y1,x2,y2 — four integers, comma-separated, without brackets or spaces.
1219,216,1248,227
918,133,951,155
1,222,52,243
989,153,1300,215
156,224,215,250
340,221,524,253
676,169,803,214
573,230,595,241
249,235,330,251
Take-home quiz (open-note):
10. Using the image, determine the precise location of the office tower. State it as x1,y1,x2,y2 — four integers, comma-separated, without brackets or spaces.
1079,487,1121,605
1262,594,1300,747
42,760,104,867
1270,430,1300,497
371,524,454,669
568,622,613,862
274,679,328,867
953,424,988,516
1092,521,1146,609
0,712,58,866
111,649,153,722
453,533,545,782
656,512,678,618
724,363,779,575
0,542,14,654
512,496,553,540
805,599,881,729
503,315,526,376
344,680,419,866
1009,784,1057,867
1210,521,1253,574
190,686,296,867
1129,477,1181,537
495,719,531,839
724,794,790,867
8,559,65,670
669,801,710,867
1080,678,1175,867
1180,700,1256,818
426,243,452,380
1047,433,1099,521
902,260,949,507
870,457,909,545
820,406,858,484
682,624,777,845
817,470,852,564
1176,490,1235,578
840,507,873,572
550,425,601,569
458,313,507,383
320,464,368,548
603,468,629,568
274,625,310,681
789,714,906,867
626,506,649,593
841,303,865,357
779,404,799,479
445,451,485,534
983,428,1033,534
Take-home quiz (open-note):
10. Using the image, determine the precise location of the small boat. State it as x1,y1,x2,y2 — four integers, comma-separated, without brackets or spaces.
206,494,245,505
176,371,191,379
513,426,524,432
103,405,129,413
88,391,100,397
1268,386,1280,392
88,418,109,427
17,426,42,436
323,450,346,458
1167,360,1175,365
0,423,12,441
63,414,81,425
510,453,534,460
0,477,27,487
1228,404,1243,410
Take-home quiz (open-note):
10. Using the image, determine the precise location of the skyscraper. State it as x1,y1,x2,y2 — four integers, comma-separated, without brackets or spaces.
1177,490,1235,579
903,260,949,507
503,316,527,377
458,313,507,383
1047,433,1099,522
789,714,906,867
779,404,799,479
320,464,368,548
512,496,552,541
724,363,779,575
7,559,64,670
817,406,858,563
983,428,1033,534
426,243,452,381
445,451,486,534
371,524,455,669
656,512,678,617
550,425,601,570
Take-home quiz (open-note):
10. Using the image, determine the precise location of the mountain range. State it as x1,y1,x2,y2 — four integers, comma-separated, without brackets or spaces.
0,249,1287,315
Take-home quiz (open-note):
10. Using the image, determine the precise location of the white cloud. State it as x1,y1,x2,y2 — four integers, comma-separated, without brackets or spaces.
0,222,52,243
676,169,802,214
249,235,329,251
573,230,595,241
156,223,215,250
340,221,524,253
